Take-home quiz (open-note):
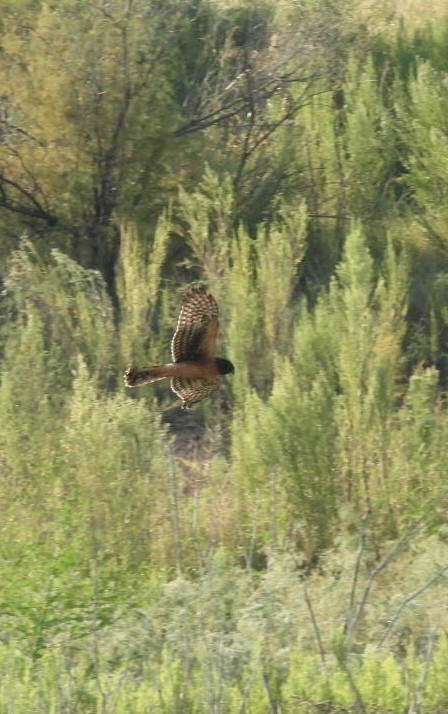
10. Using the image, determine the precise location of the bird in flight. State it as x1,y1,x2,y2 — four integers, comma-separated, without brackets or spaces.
124,287,234,409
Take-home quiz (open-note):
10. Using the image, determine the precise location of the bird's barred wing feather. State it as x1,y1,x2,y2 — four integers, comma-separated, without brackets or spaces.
171,376,219,409
171,287,219,362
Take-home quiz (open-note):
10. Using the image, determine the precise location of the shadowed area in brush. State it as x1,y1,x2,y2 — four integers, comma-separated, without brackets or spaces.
162,398,232,461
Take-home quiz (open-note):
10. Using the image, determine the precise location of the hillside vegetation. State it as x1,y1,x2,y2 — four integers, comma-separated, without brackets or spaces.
1,1,448,711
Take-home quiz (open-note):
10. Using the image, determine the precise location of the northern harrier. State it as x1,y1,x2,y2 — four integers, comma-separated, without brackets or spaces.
124,287,234,409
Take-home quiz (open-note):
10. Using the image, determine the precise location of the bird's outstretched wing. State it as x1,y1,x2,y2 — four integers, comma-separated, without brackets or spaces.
171,287,219,363
171,376,219,409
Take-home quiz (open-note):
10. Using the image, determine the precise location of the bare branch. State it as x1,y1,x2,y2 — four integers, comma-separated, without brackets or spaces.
345,513,368,651
344,532,412,653
377,564,448,649
166,444,183,576
343,503,444,654
303,580,327,666
173,96,253,138
0,176,57,225
407,623,441,714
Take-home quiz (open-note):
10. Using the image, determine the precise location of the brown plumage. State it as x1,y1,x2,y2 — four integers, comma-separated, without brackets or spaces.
124,287,234,409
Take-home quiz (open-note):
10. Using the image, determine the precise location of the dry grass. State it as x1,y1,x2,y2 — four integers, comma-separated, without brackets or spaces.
354,0,448,29
393,0,448,20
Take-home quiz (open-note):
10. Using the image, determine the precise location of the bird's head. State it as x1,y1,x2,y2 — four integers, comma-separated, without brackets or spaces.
217,358,235,375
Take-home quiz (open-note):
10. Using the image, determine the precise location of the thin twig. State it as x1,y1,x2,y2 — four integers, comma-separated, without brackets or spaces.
377,564,448,649
344,510,435,653
269,466,278,549
407,622,440,714
345,512,368,651
340,659,366,714
166,445,183,575
303,580,326,666
246,489,260,571
345,533,411,652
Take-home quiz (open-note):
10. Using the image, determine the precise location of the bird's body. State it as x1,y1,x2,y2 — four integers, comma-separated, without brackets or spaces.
124,287,234,408
125,360,223,383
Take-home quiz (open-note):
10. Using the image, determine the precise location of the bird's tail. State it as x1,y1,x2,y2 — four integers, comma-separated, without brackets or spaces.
124,365,170,387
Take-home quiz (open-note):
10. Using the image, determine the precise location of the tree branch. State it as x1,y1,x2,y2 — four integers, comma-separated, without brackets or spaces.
0,176,57,225
377,564,448,649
